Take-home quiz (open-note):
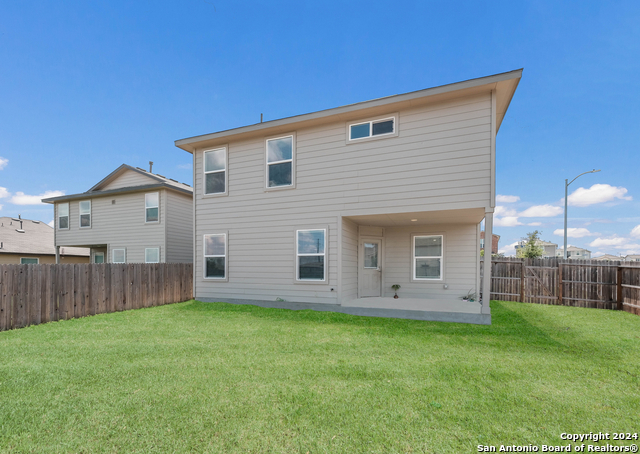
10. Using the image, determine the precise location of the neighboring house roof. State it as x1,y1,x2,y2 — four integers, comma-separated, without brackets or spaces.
41,164,192,204
0,216,89,256
593,254,623,261
559,246,591,252
625,254,640,261
175,69,523,153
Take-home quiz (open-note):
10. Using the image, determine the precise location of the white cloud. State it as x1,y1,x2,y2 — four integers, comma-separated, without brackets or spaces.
499,241,520,256
621,245,640,255
495,205,517,217
588,237,627,248
496,195,520,203
47,220,54,228
528,222,542,226
177,163,192,170
0,204,3,211
631,225,640,238
519,204,563,217
0,157,7,170
553,228,593,238
568,184,632,207
10,190,65,205
494,216,523,227
0,187,9,199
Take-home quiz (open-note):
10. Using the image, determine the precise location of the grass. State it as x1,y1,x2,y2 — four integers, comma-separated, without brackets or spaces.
0,300,639,453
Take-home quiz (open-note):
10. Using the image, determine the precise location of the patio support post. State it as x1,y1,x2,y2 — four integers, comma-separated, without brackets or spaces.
481,211,493,314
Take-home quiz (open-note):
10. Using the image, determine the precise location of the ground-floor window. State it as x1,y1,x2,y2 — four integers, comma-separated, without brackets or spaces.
413,235,443,280
296,229,326,281
93,252,104,264
20,257,39,264
204,234,226,279
112,248,126,264
145,248,160,263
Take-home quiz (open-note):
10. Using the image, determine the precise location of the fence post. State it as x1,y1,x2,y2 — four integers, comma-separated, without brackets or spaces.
520,261,525,302
558,263,563,306
617,265,623,310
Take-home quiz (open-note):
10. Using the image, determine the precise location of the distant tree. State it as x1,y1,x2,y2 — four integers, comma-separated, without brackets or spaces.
516,230,545,258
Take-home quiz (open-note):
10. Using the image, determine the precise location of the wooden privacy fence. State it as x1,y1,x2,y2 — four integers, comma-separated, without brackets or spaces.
481,257,640,315
0,263,193,331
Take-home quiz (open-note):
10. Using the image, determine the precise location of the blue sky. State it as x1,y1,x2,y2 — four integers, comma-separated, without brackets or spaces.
1,1,639,257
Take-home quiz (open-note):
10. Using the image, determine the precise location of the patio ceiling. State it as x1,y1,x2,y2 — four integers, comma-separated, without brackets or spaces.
344,207,486,227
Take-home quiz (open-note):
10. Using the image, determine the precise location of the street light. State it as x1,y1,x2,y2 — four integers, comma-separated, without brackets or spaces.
564,169,601,259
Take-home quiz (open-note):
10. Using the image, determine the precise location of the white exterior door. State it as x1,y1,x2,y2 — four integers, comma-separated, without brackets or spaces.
359,239,382,297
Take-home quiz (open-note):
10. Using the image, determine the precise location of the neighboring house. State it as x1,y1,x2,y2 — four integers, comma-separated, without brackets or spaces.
593,254,623,261
556,246,591,259
480,232,500,254
42,164,193,264
515,239,557,258
174,69,522,323
624,255,640,262
0,216,89,264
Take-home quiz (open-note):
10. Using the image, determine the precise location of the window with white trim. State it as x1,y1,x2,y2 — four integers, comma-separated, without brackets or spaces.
21,257,39,264
145,193,159,223
204,147,227,195
296,229,326,281
204,234,226,279
112,248,126,264
93,252,104,264
413,235,443,280
58,203,69,230
349,116,395,141
145,247,160,263
266,135,294,188
79,200,91,228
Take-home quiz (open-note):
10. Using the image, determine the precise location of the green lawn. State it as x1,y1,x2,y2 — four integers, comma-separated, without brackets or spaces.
1,300,639,453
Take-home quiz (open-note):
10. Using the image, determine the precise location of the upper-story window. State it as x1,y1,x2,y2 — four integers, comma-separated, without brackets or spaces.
204,147,227,195
348,115,397,142
145,193,159,223
266,135,294,188
79,200,91,228
58,203,69,230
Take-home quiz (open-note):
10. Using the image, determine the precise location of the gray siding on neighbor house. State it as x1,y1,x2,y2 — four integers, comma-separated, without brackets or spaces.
193,92,493,303
100,169,156,190
165,191,193,263
55,190,167,263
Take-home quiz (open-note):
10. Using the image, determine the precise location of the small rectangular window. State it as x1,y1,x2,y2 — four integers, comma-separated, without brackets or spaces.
296,229,326,281
93,252,104,264
21,257,39,264
58,203,69,230
413,235,443,280
349,116,395,141
266,135,294,188
145,248,160,263
112,248,126,264
79,200,91,228
204,234,226,279
204,148,227,195
145,193,159,223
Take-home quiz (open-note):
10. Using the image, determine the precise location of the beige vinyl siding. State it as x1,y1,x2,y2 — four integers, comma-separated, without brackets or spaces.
194,92,492,302
340,218,358,302
382,224,477,299
100,169,156,190
55,190,166,263
165,191,193,263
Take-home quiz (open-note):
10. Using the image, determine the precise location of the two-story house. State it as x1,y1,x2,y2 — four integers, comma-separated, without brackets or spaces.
174,70,522,324
556,246,591,260
42,164,193,264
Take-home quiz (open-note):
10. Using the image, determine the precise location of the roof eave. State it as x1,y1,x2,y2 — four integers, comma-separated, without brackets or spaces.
42,183,193,204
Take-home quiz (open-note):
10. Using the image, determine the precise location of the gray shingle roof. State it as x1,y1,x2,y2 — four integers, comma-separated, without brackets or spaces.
0,216,89,256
